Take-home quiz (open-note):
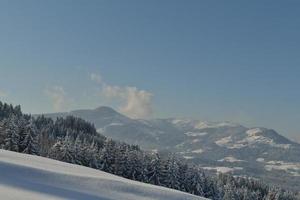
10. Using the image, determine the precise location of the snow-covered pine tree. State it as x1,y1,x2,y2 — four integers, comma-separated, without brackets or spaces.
125,149,144,181
99,139,117,173
223,176,238,200
3,115,20,152
147,153,165,186
22,118,39,155
48,138,64,160
177,162,189,192
163,154,180,190
187,168,206,196
35,115,55,156
114,142,128,177
59,133,75,163
17,115,28,152
0,117,6,145
141,152,153,183
73,135,84,165
85,139,101,169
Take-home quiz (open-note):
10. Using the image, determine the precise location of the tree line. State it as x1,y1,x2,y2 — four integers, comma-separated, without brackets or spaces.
0,101,299,200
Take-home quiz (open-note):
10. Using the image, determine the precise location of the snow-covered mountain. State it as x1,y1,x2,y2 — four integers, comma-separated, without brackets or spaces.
0,149,206,200
40,107,300,191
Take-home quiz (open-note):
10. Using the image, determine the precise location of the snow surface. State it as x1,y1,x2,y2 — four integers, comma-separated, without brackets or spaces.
241,129,291,149
256,158,265,162
191,139,201,143
195,121,239,129
171,119,239,130
246,128,264,136
191,149,204,154
183,156,194,160
108,122,124,126
264,160,300,177
215,136,232,147
215,129,291,149
218,156,245,163
202,166,243,174
0,150,207,200
255,157,300,177
184,132,208,137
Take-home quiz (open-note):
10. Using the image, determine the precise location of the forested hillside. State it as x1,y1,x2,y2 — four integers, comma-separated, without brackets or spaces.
0,101,298,200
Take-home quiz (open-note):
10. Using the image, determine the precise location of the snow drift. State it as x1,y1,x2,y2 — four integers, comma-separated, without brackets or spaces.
0,150,206,200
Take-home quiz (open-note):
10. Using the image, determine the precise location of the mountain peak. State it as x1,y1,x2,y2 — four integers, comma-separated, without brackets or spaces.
94,106,119,114
247,127,294,145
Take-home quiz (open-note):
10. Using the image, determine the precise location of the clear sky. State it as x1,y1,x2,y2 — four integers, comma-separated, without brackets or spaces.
0,0,300,141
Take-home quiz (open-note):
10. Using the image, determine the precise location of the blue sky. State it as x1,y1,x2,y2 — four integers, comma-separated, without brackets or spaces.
0,0,300,141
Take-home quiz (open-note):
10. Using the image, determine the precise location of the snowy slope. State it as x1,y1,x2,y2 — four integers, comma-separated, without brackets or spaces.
0,150,206,200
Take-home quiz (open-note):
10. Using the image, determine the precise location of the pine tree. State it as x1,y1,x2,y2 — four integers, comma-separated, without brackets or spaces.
85,139,100,169
188,169,205,196
0,118,7,145
17,115,28,152
22,119,39,155
114,143,128,177
147,153,164,186
178,162,189,192
223,177,238,200
60,134,75,163
48,138,63,160
99,139,117,173
163,154,180,190
73,136,83,165
3,115,20,152
125,149,144,181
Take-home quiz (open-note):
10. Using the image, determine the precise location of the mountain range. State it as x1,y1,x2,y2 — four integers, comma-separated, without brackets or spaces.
40,106,300,191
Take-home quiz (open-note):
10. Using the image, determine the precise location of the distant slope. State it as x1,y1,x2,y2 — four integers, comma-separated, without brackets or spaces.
40,106,300,191
0,150,206,200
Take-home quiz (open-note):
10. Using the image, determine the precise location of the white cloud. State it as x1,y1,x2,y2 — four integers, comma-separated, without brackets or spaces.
44,86,70,112
102,85,122,98
91,73,154,119
90,73,102,84
0,90,8,98
119,87,153,119
103,85,153,119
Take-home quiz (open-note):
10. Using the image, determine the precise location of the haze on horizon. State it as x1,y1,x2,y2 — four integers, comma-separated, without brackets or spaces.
0,0,300,142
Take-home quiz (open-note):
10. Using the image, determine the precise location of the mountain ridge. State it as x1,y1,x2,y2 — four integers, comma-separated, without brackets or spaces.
38,106,300,191
37,106,297,144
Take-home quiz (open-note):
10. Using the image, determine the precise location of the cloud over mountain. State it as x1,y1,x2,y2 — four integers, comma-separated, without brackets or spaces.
0,90,8,98
90,73,153,119
44,86,70,112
